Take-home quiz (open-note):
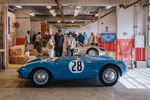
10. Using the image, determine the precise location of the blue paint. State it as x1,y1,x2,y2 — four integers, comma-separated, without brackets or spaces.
17,55,127,80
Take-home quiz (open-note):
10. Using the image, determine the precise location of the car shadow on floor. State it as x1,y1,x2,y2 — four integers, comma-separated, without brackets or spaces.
15,79,110,88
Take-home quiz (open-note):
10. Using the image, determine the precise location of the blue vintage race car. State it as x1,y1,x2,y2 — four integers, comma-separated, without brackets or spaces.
17,55,127,87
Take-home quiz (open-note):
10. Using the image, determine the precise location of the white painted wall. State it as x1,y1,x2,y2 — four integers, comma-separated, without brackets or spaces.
8,12,16,33
99,11,117,33
117,6,146,39
117,7,134,39
15,9,31,38
77,11,117,36
7,12,16,46
31,21,41,34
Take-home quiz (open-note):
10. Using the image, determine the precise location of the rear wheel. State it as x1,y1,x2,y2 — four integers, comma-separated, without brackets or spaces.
30,68,51,87
87,48,99,56
99,65,120,86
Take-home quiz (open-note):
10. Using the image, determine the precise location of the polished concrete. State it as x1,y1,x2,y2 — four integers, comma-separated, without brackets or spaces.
0,68,150,100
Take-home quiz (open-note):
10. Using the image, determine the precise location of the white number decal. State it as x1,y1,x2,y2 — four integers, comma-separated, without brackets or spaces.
69,60,84,73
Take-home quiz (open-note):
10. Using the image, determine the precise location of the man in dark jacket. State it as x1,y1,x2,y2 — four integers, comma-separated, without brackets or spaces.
78,33,85,44
54,29,64,57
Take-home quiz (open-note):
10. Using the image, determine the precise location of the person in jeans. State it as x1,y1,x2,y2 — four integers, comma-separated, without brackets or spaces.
78,33,85,44
47,35,55,58
35,32,42,54
54,30,64,57
25,31,30,53
65,33,76,56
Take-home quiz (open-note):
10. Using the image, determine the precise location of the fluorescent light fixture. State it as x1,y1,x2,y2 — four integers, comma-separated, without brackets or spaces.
50,9,56,16
95,13,99,17
74,9,80,16
46,6,51,9
15,6,22,9
71,20,74,23
76,6,81,9
70,5,73,8
58,20,61,23
74,13,78,16
52,13,56,16
75,9,80,13
106,6,112,9
50,9,55,13
30,13,35,17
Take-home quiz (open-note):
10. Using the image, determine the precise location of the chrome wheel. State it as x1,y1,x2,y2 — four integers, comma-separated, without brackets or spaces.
102,68,117,84
33,70,49,85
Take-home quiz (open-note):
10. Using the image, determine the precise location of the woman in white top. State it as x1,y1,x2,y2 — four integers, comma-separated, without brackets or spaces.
88,32,96,45
65,33,76,56
47,35,55,58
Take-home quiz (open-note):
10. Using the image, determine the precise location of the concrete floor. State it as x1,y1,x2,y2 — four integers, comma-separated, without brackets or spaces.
0,68,150,100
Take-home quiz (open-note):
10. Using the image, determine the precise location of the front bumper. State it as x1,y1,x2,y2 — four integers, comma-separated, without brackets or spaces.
17,67,30,79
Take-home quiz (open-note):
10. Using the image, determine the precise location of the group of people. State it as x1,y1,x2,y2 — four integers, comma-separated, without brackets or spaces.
24,30,97,58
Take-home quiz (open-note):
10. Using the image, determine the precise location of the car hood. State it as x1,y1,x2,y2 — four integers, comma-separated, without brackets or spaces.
28,56,49,63
96,56,114,60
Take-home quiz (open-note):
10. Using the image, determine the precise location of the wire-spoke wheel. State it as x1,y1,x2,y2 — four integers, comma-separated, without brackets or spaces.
87,49,99,56
99,65,120,86
31,68,51,87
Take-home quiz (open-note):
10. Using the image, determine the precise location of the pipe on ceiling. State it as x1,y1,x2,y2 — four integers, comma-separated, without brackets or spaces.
119,0,142,9
55,0,65,23
100,9,116,19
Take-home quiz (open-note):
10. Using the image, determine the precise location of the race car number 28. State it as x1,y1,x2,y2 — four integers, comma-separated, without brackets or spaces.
69,60,84,73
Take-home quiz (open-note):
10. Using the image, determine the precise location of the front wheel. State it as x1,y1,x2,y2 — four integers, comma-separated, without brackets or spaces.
99,66,120,86
30,68,51,87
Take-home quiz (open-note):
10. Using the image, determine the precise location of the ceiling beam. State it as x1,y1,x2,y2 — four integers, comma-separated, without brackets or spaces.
31,15,98,21
0,0,138,6
55,0,64,22
47,21,85,24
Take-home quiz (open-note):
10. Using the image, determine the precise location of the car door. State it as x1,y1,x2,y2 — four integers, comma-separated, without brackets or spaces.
53,56,96,80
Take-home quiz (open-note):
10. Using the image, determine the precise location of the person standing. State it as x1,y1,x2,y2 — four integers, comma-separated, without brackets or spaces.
35,32,42,54
83,32,88,44
88,32,96,45
78,33,85,44
47,35,55,58
54,29,64,57
65,33,76,56
32,32,37,49
25,31,30,53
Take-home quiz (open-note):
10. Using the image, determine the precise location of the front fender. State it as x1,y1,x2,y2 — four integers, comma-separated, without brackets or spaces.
18,61,55,79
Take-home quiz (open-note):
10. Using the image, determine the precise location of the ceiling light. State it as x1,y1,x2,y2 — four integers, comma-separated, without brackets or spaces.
95,13,99,17
71,20,74,23
76,6,81,9
29,12,35,17
58,20,61,23
50,9,55,13
46,6,51,9
106,6,112,9
70,5,73,8
74,13,78,16
75,9,80,13
15,6,22,9
52,13,56,16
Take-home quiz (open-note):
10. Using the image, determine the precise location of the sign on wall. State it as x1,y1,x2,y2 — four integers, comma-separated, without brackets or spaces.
135,35,144,48
101,33,116,42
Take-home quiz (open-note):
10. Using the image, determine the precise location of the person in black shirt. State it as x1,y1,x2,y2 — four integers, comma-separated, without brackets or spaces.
54,30,64,57
32,32,37,49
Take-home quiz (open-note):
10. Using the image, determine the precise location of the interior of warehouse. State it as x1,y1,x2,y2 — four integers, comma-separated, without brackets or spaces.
0,0,150,70
1,1,150,98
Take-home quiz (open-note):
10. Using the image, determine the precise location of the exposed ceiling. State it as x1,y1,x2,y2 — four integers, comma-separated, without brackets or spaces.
5,0,147,28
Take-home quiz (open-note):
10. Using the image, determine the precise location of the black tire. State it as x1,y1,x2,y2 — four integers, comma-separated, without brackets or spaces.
87,48,99,56
99,65,120,86
30,68,51,87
